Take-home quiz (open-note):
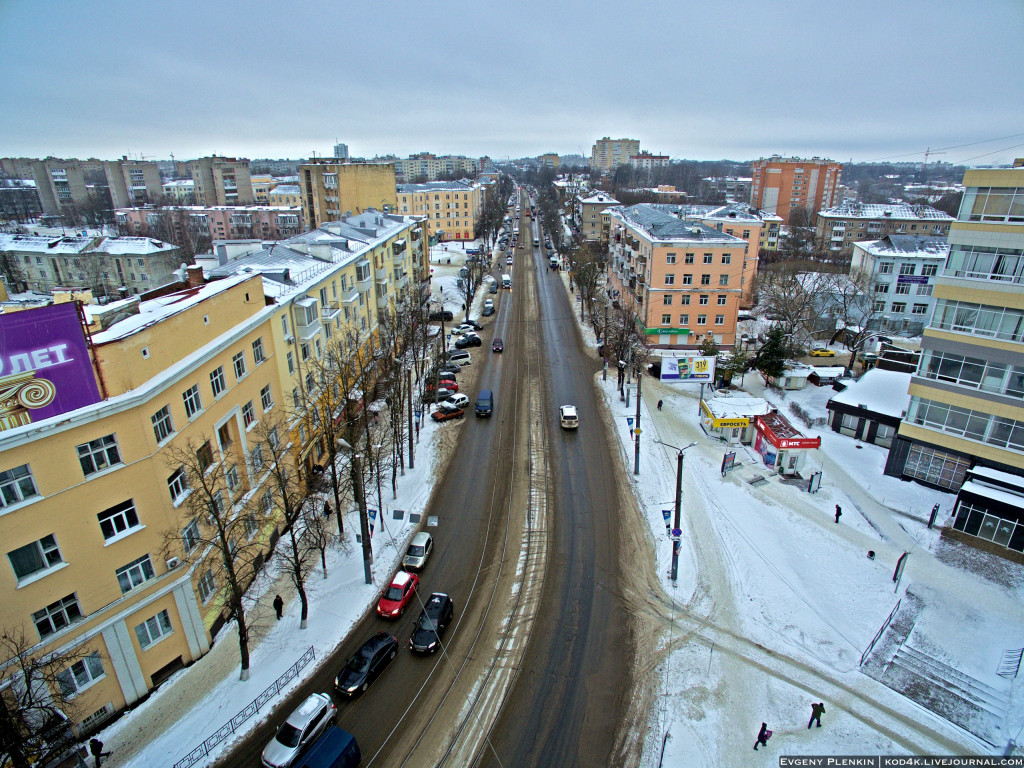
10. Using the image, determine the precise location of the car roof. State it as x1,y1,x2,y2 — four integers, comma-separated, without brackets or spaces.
360,632,394,655
392,570,413,587
411,532,431,545
561,405,578,415
288,693,329,725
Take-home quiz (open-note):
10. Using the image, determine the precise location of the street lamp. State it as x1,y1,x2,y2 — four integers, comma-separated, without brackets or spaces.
656,440,697,582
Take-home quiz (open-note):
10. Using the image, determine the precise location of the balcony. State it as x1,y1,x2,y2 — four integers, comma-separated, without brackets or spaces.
320,301,341,321
375,267,390,284
341,287,359,305
294,297,322,340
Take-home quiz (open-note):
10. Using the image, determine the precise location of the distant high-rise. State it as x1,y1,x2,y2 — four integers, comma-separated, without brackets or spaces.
590,137,640,172
333,143,349,160
298,159,397,229
749,155,842,225
188,156,254,206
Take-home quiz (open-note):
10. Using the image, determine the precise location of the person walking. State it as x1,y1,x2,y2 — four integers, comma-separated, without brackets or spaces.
89,738,110,767
834,505,842,524
657,399,663,411
753,722,771,750
273,594,284,620
808,701,826,728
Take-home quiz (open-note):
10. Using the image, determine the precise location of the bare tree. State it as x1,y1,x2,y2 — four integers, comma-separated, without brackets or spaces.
755,261,832,349
0,627,91,768
605,297,649,397
821,268,879,369
570,241,605,322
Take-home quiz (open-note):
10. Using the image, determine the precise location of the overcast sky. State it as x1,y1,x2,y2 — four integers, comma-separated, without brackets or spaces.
2,0,1023,167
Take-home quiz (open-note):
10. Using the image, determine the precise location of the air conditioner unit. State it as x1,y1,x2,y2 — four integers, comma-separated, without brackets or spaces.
283,334,295,343
165,557,181,570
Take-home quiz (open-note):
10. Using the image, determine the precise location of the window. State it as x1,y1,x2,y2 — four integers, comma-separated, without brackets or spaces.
210,366,226,397
873,300,885,311
697,314,707,325
182,519,199,553
98,500,140,540
33,594,82,638
183,385,202,418
878,262,893,274
261,384,273,411
250,444,264,471
226,464,240,492
217,423,232,449
268,428,279,449
899,263,917,276
232,351,246,379
719,274,729,286
681,295,690,305
715,315,725,325
198,569,216,603
703,254,713,264
242,400,255,427
664,274,675,286
679,314,689,325
76,434,122,477
682,274,692,285
917,284,934,296
717,295,727,306
699,295,709,305
684,253,694,264
197,441,214,473
921,264,938,277
286,351,295,375
151,405,174,443
252,337,265,364
300,342,310,361
666,253,676,264
722,254,731,264
661,314,672,325
895,283,911,295
891,302,907,313
116,555,155,594
700,274,711,286
912,304,928,315
135,609,172,649
8,535,63,580
56,653,104,698
874,283,889,294
0,463,39,508
168,467,188,502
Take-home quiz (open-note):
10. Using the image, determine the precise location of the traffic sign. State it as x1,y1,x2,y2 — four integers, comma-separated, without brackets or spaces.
634,428,642,436
671,528,682,538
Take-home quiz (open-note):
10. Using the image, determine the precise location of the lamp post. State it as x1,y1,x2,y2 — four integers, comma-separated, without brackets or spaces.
657,440,697,581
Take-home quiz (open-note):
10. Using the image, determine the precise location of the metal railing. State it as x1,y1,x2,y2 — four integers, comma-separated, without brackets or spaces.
173,645,315,768
859,599,900,667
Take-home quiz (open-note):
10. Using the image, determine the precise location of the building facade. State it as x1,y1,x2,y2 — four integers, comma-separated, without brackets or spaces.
268,184,301,208
590,138,640,172
298,160,397,230
606,204,748,349
391,153,487,183
628,152,670,171
161,180,196,205
702,176,752,202
884,164,1024,557
816,201,954,257
116,205,303,243
750,156,842,225
396,180,484,241
576,192,620,243
188,157,255,207
850,235,949,336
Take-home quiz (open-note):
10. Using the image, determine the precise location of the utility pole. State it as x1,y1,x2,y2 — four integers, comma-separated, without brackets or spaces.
352,453,373,585
671,449,684,581
407,368,414,469
634,368,642,475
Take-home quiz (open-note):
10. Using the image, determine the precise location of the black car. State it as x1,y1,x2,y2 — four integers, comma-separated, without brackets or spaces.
488,283,498,294
437,362,461,375
482,305,495,317
461,319,483,330
409,593,454,654
454,334,482,349
335,633,398,696
421,387,455,403
428,310,454,321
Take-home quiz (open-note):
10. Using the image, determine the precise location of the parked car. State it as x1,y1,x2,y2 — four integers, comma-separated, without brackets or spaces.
261,692,336,768
492,338,503,353
559,405,579,429
442,393,470,409
431,404,464,422
334,633,399,697
460,319,483,330
402,532,434,571
409,593,454,654
425,380,458,393
489,283,498,294
446,350,472,365
376,571,420,619
809,348,836,357
428,309,454,321
455,334,482,349
422,387,456,403
437,362,461,375
483,299,494,310
295,728,360,768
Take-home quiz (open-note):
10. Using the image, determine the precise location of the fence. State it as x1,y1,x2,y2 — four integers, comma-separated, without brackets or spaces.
859,599,900,667
173,645,316,768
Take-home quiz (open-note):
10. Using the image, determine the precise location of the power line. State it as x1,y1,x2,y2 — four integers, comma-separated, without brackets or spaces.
865,131,1024,163
955,141,1024,165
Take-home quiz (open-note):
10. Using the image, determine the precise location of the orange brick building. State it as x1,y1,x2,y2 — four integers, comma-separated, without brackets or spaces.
750,156,842,225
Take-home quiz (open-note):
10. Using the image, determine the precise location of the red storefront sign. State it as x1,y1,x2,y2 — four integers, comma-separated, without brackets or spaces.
754,412,821,450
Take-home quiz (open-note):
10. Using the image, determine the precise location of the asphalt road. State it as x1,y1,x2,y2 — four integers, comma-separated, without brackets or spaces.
220,191,636,767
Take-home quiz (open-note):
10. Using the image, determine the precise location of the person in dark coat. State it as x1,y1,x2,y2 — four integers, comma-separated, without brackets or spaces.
89,738,110,767
273,594,284,620
808,701,826,728
657,400,663,411
834,505,842,524
753,722,770,750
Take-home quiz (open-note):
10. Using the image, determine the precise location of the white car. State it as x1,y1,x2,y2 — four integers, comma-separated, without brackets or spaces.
261,693,336,768
442,393,470,409
559,405,579,430
402,531,434,571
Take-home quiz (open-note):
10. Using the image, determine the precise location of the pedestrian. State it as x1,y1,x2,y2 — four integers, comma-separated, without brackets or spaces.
834,505,842,524
89,738,110,767
273,594,284,620
657,399,663,411
753,722,771,750
323,500,332,518
808,701,826,728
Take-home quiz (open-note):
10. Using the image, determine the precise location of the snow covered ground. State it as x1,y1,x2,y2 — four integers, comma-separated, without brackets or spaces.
93,245,1023,767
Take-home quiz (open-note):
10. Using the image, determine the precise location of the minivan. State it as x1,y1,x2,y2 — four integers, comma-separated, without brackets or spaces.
501,274,511,288
475,389,493,417
296,727,360,768
447,350,472,365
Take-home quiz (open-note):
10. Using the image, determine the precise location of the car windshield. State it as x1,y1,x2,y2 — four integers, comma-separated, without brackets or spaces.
346,654,370,673
417,615,439,631
275,722,302,748
385,585,404,601
407,545,425,556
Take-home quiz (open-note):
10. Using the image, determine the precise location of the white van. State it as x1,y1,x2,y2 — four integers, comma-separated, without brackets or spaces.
501,273,511,288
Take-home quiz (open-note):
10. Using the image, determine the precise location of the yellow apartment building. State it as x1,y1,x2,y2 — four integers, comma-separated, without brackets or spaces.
607,204,748,349
395,181,484,242
576,192,620,243
251,174,274,203
298,160,397,230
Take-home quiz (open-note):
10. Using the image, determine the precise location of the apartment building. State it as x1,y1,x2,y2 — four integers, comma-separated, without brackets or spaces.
606,204,748,349
538,154,560,170
702,176,752,202
396,180,484,241
116,205,303,243
161,180,196,204
332,143,349,161
0,233,181,296
298,160,397,230
0,178,43,222
112,160,164,207
268,184,301,207
590,138,640,172
884,164,1024,557
392,153,487,183
576,192,620,243
850,235,949,336
816,201,954,257
750,156,842,225
188,156,255,207
628,152,670,171
250,174,275,204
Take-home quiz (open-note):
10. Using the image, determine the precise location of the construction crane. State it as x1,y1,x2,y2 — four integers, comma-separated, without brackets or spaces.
921,146,946,172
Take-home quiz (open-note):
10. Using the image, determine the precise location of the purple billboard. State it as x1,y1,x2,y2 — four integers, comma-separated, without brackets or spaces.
0,303,101,432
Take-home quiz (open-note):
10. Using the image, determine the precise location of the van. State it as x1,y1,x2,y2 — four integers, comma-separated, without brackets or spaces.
297,727,360,768
475,389,493,417
533,237,539,246
501,274,511,288
447,350,471,365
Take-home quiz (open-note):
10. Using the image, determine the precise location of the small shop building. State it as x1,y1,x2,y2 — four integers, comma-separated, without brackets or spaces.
699,392,772,444
949,466,1024,557
825,368,910,448
753,412,821,476
767,362,812,390
808,365,846,387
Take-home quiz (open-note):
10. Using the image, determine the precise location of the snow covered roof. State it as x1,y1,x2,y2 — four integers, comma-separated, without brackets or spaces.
93,236,177,255
269,184,300,195
162,180,194,188
828,368,911,418
397,180,478,193
858,235,950,258
613,205,747,244
809,365,846,377
958,480,1024,510
966,466,1024,488
579,192,619,205
0,234,93,254
702,392,772,419
818,202,954,221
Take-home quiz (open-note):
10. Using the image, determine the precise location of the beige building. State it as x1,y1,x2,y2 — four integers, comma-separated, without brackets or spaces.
576,192,620,243
750,156,842,225
538,154,560,170
298,160,397,230
816,201,954,257
396,180,484,242
606,204,749,349
161,179,195,204
391,153,487,183
250,174,274,204
590,138,640,172
10,158,161,219
628,152,670,171
268,184,301,208
188,156,255,207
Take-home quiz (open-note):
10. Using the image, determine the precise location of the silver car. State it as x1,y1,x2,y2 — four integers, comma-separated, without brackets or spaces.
402,532,434,571
261,692,336,768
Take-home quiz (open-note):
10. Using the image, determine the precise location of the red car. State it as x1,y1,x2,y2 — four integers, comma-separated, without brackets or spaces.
431,404,464,422
376,571,420,619
425,380,458,393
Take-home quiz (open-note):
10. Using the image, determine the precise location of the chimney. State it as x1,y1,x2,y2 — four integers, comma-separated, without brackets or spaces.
186,265,205,287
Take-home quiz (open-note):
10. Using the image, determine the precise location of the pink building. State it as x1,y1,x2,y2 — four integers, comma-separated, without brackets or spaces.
116,205,303,242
